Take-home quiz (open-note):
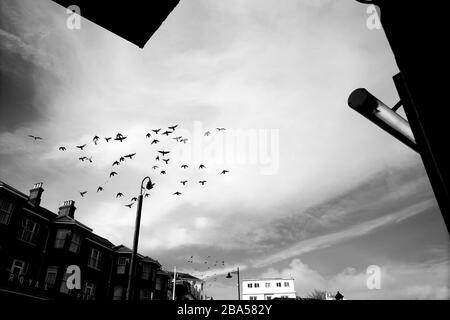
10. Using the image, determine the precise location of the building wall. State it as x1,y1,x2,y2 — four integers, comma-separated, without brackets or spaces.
241,279,296,300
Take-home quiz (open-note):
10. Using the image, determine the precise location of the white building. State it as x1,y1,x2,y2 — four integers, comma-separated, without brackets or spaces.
241,278,296,300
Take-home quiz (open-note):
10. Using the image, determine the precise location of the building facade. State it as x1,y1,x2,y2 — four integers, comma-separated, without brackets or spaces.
241,278,296,300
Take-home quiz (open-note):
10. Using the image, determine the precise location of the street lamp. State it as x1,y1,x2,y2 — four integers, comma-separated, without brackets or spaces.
126,176,155,301
226,267,240,300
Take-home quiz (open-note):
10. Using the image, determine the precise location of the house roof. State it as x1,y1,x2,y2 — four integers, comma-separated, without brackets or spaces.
53,214,93,232
112,245,160,266
168,272,203,282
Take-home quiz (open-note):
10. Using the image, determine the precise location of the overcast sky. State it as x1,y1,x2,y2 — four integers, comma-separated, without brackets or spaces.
0,0,448,299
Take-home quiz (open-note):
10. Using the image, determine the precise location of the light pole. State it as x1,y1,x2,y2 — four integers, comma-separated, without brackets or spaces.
126,176,155,301
226,267,240,300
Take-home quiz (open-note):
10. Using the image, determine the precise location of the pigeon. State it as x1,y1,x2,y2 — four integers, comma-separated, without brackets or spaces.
152,129,161,134
216,128,226,131
168,125,178,131
79,156,87,162
120,157,125,162
162,130,172,136
180,138,188,144
93,135,99,144
80,191,87,197
59,146,66,151
131,197,137,202
146,133,152,138
152,165,159,170
160,170,166,175
180,181,188,185
125,203,134,208
156,156,160,161
104,137,112,142
76,144,87,150
112,161,120,166
204,131,211,136
116,192,123,198
151,139,159,145
181,164,188,169
199,180,207,185
173,192,182,196
220,170,229,174
28,135,43,140
158,150,170,156
115,136,127,142
125,153,136,159
110,171,118,178
97,187,103,192
116,133,123,139
87,156,93,163
162,159,170,164
199,164,206,169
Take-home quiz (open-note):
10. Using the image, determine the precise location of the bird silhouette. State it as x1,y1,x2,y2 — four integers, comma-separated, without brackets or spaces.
79,156,87,162
199,180,207,185
180,138,188,144
125,203,134,208
162,158,170,164
152,165,159,170
125,153,136,159
97,187,103,192
93,135,99,144
204,131,211,136
151,139,159,145
28,135,43,140
156,156,160,161
173,191,182,196
131,197,137,202
76,144,86,150
172,136,182,141
220,170,229,174
116,192,123,198
110,171,118,178
216,128,226,131
80,191,87,197
104,137,112,142
59,146,66,151
116,133,123,139
144,193,150,198
115,136,127,142
160,170,166,175
158,150,170,156
146,133,152,138
119,157,125,162
168,125,178,131
152,129,161,134
87,156,93,163
199,164,206,169
180,181,188,185
181,164,188,169
162,130,172,136
112,161,120,166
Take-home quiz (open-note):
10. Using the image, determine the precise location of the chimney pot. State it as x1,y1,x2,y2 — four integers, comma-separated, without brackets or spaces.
29,182,44,206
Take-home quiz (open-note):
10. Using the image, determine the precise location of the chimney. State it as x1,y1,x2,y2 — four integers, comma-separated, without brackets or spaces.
58,200,76,219
29,182,44,206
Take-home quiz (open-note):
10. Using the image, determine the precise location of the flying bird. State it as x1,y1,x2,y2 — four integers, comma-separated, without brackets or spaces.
172,136,182,141
76,144,86,150
104,137,112,142
116,133,123,139
180,181,188,185
146,133,152,138
144,193,150,198
125,203,134,208
151,139,159,145
80,191,87,197
116,192,123,198
93,135,99,144
152,129,161,134
162,130,172,136
199,180,207,185
79,156,87,162
181,164,188,169
115,136,127,142
59,146,66,151
152,165,158,170
162,159,170,164
204,131,211,136
216,128,226,131
112,161,120,166
160,171,166,175
87,156,93,163
168,125,178,131
125,153,136,159
155,156,160,161
28,135,43,140
173,192,182,196
119,157,125,162
220,170,229,174
180,138,188,144
131,197,137,202
109,171,118,178
199,164,206,169
97,187,103,192
158,151,170,156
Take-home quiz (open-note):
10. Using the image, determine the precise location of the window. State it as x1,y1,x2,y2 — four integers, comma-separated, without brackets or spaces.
69,232,82,253
60,271,70,294
284,282,290,287
265,283,270,288
0,198,14,225
142,263,151,280
54,229,70,248
140,289,149,300
113,286,123,300
255,283,259,288
88,248,101,269
45,266,58,289
266,296,272,300
18,218,39,244
155,277,163,290
83,282,96,300
10,259,27,276
276,282,281,287
117,257,128,274
281,295,289,299
249,296,257,300
247,283,253,288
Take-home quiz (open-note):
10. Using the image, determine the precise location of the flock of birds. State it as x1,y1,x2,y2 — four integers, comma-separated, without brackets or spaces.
183,254,228,284
28,125,230,208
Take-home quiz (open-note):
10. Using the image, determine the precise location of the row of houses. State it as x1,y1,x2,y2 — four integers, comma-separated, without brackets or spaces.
0,180,205,301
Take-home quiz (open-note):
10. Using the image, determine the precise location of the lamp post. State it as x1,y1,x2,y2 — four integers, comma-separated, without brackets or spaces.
226,267,240,300
126,176,154,301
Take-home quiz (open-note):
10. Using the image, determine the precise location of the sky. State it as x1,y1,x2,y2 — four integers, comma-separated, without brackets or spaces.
0,0,449,300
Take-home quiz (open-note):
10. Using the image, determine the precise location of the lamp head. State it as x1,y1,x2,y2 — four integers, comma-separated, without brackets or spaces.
226,272,232,279
145,178,154,190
